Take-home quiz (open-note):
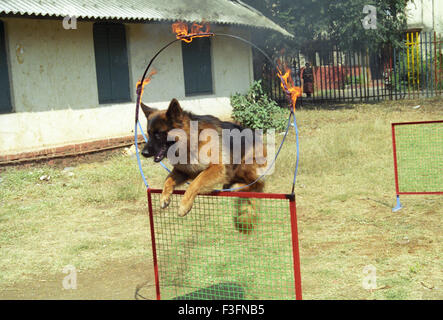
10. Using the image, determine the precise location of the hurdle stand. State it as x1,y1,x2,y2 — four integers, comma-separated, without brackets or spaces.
391,120,443,212
147,189,302,300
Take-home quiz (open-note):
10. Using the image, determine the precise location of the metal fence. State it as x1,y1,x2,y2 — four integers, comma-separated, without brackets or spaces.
259,32,443,106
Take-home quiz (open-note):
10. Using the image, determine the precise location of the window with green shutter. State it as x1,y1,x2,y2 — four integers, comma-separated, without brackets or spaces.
93,23,131,104
0,20,12,114
182,38,213,96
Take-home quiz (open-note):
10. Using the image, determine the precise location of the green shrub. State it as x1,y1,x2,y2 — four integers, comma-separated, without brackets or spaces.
230,81,288,132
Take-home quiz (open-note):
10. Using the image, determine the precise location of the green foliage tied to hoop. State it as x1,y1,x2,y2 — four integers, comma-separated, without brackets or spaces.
231,81,288,132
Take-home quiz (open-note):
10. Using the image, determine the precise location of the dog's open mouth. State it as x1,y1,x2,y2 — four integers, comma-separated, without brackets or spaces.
154,145,168,162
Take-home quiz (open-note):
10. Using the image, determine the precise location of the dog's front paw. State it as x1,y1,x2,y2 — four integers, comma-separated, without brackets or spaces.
160,193,171,209
178,200,193,217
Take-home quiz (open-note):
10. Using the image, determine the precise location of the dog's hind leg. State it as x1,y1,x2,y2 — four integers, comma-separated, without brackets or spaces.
229,165,265,233
229,182,261,234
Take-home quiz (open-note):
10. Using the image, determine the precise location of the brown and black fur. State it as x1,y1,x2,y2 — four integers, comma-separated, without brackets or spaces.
140,98,267,233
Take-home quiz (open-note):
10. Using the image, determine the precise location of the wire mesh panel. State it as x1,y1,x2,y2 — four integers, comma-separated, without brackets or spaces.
147,189,302,300
392,120,443,194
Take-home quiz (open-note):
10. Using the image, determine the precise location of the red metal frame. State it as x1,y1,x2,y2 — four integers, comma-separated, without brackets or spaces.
398,192,443,195
146,188,303,300
147,189,161,300
392,120,443,126
289,197,302,300
147,188,291,199
391,123,401,195
391,120,443,195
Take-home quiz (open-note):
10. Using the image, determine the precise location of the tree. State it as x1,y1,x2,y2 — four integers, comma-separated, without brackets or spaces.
327,0,410,50
243,0,411,53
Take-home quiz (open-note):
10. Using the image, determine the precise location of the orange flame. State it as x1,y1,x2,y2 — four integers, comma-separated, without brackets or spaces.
136,69,157,100
172,21,213,43
277,63,303,112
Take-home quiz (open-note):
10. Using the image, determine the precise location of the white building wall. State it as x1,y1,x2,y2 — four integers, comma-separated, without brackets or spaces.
406,0,443,33
0,18,253,155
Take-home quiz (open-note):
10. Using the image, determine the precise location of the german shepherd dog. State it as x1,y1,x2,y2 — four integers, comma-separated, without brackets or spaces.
140,98,267,233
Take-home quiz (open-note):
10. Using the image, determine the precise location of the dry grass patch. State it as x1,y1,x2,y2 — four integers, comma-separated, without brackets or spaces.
0,98,442,299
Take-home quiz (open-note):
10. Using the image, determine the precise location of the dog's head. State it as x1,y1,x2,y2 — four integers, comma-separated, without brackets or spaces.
140,98,183,163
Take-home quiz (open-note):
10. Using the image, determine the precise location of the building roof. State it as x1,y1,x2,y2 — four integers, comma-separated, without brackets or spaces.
0,0,292,37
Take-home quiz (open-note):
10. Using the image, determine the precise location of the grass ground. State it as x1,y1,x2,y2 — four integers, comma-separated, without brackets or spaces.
0,98,442,300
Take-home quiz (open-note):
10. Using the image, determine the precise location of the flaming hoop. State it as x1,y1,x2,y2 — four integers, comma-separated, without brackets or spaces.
277,65,303,112
136,70,157,99
171,21,214,43
135,22,300,192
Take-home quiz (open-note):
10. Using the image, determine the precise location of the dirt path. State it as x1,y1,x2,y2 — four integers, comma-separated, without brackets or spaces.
0,258,156,300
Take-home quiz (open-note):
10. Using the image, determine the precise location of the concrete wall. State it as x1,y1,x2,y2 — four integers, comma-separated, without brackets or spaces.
406,0,443,33
127,23,253,114
0,18,253,155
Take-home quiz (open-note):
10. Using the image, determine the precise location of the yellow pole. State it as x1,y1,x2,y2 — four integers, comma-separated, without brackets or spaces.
416,32,420,91
407,33,411,95
411,32,416,96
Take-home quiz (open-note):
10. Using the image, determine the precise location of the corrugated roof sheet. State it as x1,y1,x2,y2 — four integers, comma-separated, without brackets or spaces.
0,0,292,37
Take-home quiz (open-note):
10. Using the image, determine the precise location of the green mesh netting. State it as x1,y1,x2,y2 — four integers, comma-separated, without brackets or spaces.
148,190,301,300
394,122,443,193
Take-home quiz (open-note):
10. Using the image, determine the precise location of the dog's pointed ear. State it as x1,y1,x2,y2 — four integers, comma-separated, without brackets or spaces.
166,98,183,122
140,103,156,119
